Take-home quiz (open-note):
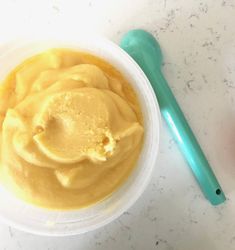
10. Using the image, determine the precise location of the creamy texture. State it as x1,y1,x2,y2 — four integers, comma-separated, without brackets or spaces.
0,49,143,210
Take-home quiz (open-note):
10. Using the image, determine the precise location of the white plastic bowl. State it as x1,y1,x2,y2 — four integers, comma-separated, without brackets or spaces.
0,36,160,236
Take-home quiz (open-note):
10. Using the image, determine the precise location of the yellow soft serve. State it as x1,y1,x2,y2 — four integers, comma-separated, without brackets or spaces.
0,49,143,210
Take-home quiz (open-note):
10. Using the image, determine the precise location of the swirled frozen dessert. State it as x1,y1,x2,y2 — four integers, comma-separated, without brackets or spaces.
0,49,143,209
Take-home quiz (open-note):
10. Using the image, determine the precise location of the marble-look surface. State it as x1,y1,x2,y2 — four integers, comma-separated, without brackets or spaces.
0,0,235,249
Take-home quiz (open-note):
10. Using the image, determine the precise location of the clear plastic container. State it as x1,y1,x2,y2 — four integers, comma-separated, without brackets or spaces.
0,35,161,236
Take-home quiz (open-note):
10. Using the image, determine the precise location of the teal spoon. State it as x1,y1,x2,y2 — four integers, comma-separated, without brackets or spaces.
120,29,226,205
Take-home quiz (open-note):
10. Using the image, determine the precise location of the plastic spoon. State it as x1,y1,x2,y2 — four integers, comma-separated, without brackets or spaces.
120,29,225,205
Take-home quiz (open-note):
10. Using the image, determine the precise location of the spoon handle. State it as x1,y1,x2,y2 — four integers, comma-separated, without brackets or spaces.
151,69,225,205
120,30,226,205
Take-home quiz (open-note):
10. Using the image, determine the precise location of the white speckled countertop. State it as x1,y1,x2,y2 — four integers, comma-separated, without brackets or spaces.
0,0,235,249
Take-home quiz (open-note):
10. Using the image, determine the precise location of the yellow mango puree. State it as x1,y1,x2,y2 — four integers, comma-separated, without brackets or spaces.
0,49,143,210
